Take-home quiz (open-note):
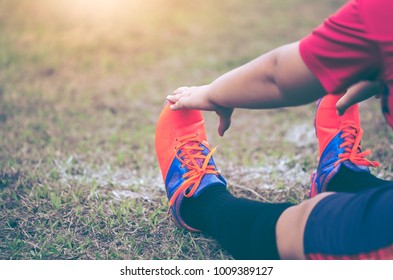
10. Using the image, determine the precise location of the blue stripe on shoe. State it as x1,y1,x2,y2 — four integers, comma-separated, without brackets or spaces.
165,143,226,200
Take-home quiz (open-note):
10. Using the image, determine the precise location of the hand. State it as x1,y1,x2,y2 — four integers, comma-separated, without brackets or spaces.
167,85,214,111
336,81,386,116
167,85,234,136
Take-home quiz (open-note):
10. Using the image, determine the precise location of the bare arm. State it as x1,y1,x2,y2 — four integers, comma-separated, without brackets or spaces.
167,41,326,135
207,42,326,109
169,42,326,110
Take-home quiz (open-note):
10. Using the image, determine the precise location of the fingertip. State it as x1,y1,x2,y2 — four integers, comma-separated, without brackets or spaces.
335,101,343,116
218,125,223,137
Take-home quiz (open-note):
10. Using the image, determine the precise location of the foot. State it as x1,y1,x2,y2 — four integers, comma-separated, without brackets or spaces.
155,101,227,231
309,94,379,198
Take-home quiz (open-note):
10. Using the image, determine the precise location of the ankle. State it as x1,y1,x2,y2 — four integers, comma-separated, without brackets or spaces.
180,185,233,230
327,165,388,193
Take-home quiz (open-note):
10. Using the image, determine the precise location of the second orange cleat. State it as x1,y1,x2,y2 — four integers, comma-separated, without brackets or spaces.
309,93,380,198
155,101,227,232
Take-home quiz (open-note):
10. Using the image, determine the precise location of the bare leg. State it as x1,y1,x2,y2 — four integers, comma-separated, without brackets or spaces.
276,192,335,259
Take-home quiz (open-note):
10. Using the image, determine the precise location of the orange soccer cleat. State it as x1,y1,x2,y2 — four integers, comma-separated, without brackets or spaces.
155,101,227,231
309,93,379,197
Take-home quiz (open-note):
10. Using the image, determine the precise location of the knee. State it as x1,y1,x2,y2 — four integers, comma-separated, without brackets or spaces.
276,193,335,259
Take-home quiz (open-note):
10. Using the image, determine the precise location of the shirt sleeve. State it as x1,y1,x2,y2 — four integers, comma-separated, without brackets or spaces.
299,0,381,93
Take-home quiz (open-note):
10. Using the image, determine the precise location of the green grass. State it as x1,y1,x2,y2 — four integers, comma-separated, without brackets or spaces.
1,0,392,260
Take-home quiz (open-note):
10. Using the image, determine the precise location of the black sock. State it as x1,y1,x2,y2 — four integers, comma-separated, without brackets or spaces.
181,186,293,259
327,165,393,193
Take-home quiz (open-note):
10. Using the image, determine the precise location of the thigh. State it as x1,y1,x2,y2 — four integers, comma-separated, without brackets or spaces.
304,186,393,259
276,192,335,259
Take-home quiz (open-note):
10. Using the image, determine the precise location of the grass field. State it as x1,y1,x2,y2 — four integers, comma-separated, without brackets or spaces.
1,0,393,260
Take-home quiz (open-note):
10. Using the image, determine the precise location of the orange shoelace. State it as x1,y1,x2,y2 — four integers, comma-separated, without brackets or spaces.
334,120,380,168
168,134,219,207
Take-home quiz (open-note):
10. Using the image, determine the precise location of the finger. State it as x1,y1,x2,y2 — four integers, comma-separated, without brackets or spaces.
218,114,231,137
166,94,180,103
167,89,192,104
169,96,190,111
336,82,382,116
217,108,233,137
336,92,370,116
169,100,182,110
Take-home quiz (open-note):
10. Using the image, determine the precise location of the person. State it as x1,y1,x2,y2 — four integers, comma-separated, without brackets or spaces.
155,0,393,259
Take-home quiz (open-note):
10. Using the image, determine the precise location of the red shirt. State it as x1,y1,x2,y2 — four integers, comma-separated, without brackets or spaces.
299,0,393,94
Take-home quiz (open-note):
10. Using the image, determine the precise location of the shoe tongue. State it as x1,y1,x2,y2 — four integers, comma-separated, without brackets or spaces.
341,127,362,153
344,133,356,149
185,141,204,167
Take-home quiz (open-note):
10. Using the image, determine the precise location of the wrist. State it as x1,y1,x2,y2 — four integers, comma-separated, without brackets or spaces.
204,83,225,110
197,84,216,110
